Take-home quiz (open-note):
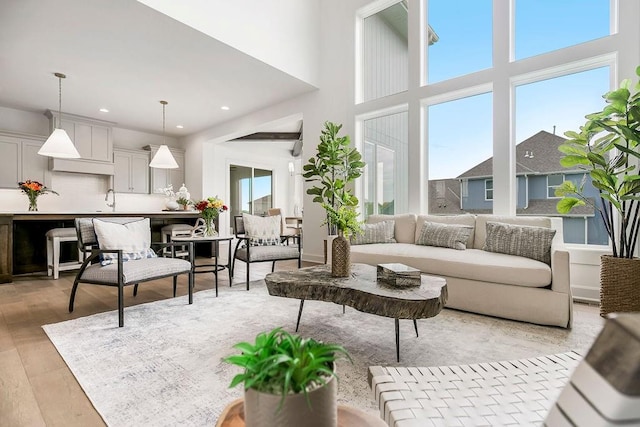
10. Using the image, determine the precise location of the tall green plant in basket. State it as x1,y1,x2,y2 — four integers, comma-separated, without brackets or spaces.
303,122,365,235
556,65,640,316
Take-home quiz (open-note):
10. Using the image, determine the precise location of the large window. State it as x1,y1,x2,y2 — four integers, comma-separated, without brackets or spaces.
426,91,493,215
361,110,408,218
229,165,272,217
361,2,408,102
514,0,611,60
515,66,610,245
356,0,631,248
427,0,492,83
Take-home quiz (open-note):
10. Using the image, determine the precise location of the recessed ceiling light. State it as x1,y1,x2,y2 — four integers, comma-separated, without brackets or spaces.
176,125,184,129
221,106,230,111
99,108,109,113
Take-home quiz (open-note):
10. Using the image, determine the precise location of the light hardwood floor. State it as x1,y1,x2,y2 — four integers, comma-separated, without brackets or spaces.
0,258,304,427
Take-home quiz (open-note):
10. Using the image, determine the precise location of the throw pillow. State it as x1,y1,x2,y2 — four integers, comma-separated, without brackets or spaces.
351,220,396,245
416,221,473,250
92,218,156,265
483,221,556,265
242,213,282,246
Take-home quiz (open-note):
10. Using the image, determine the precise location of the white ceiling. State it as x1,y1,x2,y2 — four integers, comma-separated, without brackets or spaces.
0,0,316,137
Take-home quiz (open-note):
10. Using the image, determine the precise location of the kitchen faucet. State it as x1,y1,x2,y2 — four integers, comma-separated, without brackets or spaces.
105,189,116,212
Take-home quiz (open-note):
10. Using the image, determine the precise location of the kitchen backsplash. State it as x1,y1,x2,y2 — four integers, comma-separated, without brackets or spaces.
0,171,166,213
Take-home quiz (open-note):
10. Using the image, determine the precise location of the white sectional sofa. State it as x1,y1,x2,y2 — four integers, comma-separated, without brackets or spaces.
350,214,573,328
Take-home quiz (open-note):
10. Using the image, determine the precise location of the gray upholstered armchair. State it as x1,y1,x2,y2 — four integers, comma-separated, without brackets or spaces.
231,214,301,290
69,217,194,327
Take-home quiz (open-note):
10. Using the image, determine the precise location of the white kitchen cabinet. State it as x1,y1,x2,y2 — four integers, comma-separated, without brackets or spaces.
0,131,49,188
46,110,114,163
0,136,20,188
113,148,149,193
22,140,49,185
144,145,185,193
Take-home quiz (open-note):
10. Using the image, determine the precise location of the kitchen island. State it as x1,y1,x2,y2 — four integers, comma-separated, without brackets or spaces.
0,211,203,283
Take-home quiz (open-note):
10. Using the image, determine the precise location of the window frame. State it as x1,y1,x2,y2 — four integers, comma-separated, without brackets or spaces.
485,179,493,201
547,173,564,199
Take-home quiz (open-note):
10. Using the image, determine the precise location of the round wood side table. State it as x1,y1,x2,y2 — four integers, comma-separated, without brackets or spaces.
216,398,386,427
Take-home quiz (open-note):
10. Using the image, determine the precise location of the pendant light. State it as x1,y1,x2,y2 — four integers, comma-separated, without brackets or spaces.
38,73,81,158
149,100,179,169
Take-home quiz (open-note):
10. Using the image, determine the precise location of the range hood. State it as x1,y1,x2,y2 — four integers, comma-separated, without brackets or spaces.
50,158,115,176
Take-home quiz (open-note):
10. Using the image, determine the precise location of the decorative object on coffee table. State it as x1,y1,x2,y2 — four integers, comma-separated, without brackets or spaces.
324,204,362,277
377,263,421,288
556,65,640,317
223,327,350,427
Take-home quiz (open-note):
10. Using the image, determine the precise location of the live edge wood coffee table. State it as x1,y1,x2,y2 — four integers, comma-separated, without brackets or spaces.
265,263,447,362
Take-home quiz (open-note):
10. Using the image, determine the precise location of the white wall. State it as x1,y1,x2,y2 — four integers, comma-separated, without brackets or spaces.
181,0,365,263
137,0,321,87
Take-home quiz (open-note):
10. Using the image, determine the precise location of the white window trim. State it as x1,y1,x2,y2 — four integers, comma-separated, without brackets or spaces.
485,179,493,201
547,173,564,199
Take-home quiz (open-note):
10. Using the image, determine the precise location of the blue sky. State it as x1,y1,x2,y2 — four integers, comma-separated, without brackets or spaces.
427,0,610,180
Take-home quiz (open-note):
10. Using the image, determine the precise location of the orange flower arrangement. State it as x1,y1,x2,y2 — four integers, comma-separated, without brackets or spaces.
18,180,58,211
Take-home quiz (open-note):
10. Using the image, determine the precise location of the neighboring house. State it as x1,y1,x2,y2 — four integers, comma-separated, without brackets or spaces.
429,131,607,245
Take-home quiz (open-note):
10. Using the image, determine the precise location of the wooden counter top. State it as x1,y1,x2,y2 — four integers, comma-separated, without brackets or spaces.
0,211,204,283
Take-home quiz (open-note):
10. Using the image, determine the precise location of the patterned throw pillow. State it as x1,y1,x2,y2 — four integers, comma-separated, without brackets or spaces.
93,218,157,265
242,213,282,246
351,220,396,245
483,221,556,265
416,221,473,250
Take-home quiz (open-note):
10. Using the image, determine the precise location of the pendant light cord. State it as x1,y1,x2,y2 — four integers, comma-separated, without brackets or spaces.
58,76,62,123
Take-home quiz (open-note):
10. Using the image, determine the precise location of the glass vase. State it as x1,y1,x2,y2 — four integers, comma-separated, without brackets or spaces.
28,194,38,212
204,217,217,237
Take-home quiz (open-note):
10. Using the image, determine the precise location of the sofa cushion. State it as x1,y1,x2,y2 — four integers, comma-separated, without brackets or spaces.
416,221,473,250
351,243,551,288
483,221,556,265
474,215,552,249
415,214,476,249
351,220,396,245
368,214,416,244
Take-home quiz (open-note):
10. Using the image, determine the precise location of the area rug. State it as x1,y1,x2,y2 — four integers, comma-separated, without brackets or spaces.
43,280,603,427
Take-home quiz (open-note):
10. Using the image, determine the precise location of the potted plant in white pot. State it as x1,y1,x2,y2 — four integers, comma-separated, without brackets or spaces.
556,65,640,316
224,327,350,427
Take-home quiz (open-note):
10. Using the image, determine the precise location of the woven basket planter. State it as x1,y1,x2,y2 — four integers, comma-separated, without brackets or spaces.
600,255,640,317
331,233,350,278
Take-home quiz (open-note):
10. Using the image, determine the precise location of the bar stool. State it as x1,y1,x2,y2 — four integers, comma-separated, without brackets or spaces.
46,228,82,279
161,223,194,258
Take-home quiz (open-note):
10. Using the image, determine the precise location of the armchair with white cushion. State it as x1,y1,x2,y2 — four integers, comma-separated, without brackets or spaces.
231,214,301,290
69,217,194,327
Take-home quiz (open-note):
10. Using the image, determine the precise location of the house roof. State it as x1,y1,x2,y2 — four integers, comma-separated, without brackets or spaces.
457,131,572,179
517,198,595,217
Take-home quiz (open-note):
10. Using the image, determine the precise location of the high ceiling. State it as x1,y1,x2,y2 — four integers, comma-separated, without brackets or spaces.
0,0,316,137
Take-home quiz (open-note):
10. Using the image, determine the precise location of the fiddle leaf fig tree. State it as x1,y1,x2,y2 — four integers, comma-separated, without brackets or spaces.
556,65,640,258
303,121,365,233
